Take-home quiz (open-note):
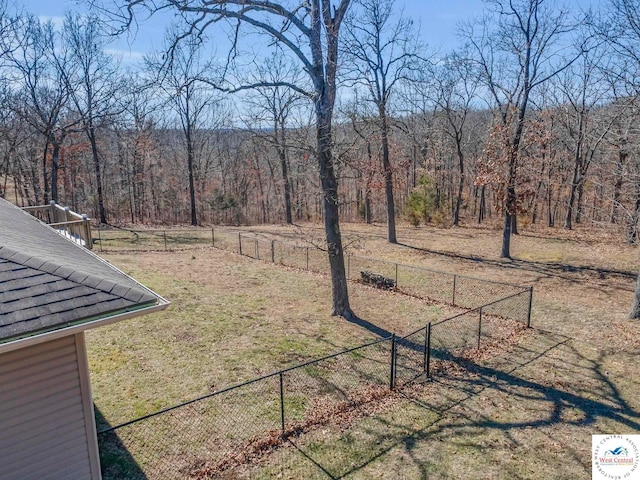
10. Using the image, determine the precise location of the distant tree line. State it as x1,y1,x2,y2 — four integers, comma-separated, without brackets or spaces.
2,0,640,315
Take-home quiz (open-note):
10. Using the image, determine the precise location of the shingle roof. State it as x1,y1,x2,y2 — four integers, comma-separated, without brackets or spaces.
0,199,161,343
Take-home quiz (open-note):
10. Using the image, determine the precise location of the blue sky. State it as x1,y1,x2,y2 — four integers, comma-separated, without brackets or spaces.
27,0,597,63
29,0,487,59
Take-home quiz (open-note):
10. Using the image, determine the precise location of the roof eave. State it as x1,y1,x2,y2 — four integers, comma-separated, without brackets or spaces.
0,298,170,355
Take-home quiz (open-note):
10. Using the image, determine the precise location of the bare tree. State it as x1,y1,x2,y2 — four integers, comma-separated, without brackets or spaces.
114,73,161,222
0,3,29,201
62,14,122,224
8,16,77,204
343,0,421,243
461,0,579,258
553,45,615,229
344,96,378,225
243,51,307,224
147,39,223,226
112,0,355,316
595,0,640,318
600,0,640,96
0,88,29,201
0,0,24,61
429,51,479,226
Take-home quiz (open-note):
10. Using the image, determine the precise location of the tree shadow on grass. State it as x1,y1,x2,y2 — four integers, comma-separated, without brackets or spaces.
284,329,640,479
95,407,147,480
398,242,636,288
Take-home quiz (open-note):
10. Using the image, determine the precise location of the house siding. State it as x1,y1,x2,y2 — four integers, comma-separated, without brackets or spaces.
0,335,100,479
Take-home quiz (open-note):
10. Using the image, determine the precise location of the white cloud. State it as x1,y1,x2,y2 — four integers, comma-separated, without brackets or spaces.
38,15,65,30
105,48,145,64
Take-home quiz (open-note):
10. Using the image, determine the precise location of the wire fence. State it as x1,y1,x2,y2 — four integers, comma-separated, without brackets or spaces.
99,338,393,480
98,306,532,478
94,226,533,478
95,227,530,315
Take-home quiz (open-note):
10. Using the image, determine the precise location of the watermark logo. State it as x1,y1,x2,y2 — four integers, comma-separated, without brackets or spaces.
593,435,640,479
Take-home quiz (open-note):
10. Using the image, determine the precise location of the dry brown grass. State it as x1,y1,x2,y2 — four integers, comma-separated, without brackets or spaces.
230,221,640,479
88,246,458,427
90,220,640,479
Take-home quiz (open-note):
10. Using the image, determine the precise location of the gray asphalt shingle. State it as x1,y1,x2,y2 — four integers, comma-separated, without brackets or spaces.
0,199,162,342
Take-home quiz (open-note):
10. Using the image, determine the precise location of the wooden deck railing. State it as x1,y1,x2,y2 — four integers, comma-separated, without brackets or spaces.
23,201,93,249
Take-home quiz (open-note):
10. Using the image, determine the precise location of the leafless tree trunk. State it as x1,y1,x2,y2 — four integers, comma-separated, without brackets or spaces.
554,44,614,230
462,0,579,258
7,16,77,205
148,40,224,226
343,0,421,243
244,54,305,225
114,0,355,315
429,51,478,226
596,0,640,317
611,142,628,224
63,14,121,224
630,272,640,319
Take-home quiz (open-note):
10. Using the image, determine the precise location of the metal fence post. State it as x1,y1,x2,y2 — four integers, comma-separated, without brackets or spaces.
271,240,275,263
279,372,285,437
389,334,396,390
163,231,167,250
425,323,431,378
395,263,398,290
238,233,242,255
306,246,309,270
452,274,457,306
255,239,259,259
527,287,533,328
211,227,215,247
478,308,483,350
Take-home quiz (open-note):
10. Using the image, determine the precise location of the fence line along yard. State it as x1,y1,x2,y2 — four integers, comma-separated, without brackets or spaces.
94,227,533,479
95,227,532,321
98,295,530,479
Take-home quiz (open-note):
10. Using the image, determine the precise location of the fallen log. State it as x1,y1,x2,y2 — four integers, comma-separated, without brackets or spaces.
360,270,396,290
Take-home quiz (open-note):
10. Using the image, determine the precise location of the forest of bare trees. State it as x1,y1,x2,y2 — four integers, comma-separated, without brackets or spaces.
2,0,640,313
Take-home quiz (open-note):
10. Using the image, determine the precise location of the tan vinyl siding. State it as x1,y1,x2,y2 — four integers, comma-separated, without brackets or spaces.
0,335,99,479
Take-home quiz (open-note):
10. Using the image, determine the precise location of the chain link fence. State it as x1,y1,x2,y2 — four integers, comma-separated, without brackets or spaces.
95,226,533,478
95,227,529,317
99,294,531,479
99,338,392,479
94,228,216,252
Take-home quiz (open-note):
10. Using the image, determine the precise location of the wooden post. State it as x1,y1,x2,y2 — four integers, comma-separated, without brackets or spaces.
271,240,275,263
49,200,55,224
212,227,215,247
239,233,242,255
82,214,92,250
395,263,398,290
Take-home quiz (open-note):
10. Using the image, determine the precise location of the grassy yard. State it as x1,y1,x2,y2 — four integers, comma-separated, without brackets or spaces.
88,246,458,427
88,221,640,479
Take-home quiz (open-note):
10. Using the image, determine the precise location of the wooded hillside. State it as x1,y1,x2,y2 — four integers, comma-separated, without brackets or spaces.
1,0,640,246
